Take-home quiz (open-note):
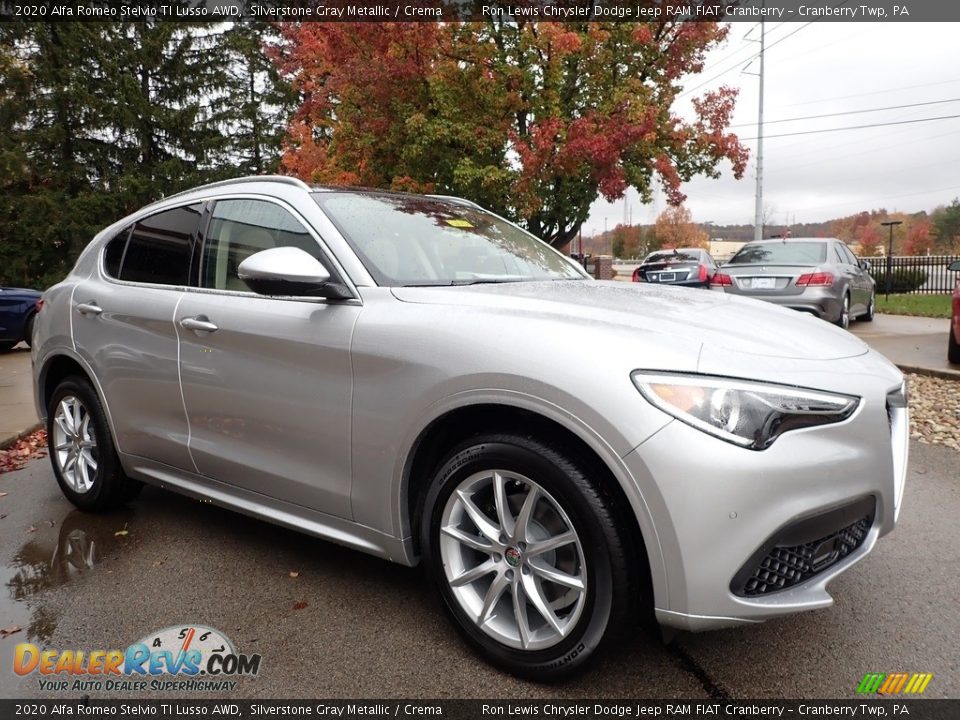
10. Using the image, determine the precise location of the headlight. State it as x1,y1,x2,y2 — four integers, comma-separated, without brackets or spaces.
632,372,859,450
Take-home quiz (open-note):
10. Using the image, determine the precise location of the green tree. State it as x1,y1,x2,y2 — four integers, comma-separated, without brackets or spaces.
278,21,748,249
932,198,960,252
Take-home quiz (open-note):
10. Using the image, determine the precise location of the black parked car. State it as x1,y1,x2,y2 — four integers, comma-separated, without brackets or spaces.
0,286,42,352
631,248,717,288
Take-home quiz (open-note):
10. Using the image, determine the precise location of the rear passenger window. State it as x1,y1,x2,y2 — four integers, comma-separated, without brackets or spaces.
103,225,132,278
119,204,202,285
201,199,325,291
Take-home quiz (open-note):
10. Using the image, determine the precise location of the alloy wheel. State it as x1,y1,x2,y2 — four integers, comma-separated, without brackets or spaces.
52,395,99,494
439,469,587,651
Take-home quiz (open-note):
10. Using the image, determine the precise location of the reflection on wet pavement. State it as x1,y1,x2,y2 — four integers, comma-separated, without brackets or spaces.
2,507,134,644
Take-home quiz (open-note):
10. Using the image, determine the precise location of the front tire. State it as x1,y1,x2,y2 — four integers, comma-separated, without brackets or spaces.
420,434,635,679
47,377,140,511
835,293,851,329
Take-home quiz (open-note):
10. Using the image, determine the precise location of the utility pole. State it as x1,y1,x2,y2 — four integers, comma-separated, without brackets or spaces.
753,15,765,242
881,220,902,299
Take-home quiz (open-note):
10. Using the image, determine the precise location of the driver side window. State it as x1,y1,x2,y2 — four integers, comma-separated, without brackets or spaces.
201,199,327,291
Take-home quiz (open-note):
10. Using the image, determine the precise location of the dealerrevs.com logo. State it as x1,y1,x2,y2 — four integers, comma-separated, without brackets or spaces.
857,672,934,695
13,625,261,693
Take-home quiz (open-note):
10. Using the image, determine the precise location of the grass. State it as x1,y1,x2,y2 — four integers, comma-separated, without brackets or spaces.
876,293,953,319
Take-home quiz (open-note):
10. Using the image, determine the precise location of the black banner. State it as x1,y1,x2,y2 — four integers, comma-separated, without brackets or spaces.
0,0,953,24
2,700,959,720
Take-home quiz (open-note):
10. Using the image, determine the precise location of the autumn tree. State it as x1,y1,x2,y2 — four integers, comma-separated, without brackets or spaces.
931,199,960,252
610,224,645,259
903,221,935,256
652,205,709,249
856,224,882,256
277,21,748,248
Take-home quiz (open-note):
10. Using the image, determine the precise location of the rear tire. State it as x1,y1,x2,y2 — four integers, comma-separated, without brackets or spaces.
949,324,960,365
0,341,15,353
861,294,875,322
47,377,140,511
420,434,636,679
23,313,36,348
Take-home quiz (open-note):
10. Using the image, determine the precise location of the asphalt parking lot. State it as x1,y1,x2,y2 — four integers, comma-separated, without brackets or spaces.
1,440,957,699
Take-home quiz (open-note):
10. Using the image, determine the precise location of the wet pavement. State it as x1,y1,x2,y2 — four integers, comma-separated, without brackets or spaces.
0,347,39,448
0,442,957,699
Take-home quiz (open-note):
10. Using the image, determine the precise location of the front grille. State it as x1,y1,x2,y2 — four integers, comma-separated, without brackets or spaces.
732,497,875,597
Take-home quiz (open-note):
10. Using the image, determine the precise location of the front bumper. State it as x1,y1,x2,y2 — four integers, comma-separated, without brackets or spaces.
624,359,908,632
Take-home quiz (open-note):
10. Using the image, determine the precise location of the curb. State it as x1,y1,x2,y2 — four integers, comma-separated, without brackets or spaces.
897,365,960,382
0,422,43,452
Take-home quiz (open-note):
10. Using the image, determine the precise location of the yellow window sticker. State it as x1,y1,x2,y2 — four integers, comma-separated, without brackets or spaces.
446,219,473,228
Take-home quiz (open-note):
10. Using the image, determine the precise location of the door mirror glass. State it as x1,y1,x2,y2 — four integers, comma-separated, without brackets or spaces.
860,259,872,272
948,260,960,272
238,247,350,299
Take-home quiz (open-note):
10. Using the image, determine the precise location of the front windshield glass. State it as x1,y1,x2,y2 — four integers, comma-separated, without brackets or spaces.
312,192,588,286
728,241,828,265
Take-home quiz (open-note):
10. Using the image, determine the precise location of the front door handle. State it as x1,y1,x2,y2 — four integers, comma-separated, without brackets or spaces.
180,317,219,333
75,302,103,316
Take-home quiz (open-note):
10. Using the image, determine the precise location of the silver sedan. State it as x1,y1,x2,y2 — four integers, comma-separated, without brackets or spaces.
32,177,907,678
710,238,876,328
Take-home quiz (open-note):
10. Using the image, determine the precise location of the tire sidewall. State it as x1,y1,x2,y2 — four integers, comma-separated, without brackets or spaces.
421,438,616,678
47,378,121,511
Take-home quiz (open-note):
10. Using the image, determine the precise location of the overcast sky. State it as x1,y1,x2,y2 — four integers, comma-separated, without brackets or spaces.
582,22,960,235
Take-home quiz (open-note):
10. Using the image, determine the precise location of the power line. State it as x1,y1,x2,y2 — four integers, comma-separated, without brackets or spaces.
729,98,960,128
739,113,960,141
778,78,960,108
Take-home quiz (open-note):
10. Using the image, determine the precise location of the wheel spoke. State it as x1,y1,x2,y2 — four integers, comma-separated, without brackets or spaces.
80,448,98,474
521,571,564,635
55,441,72,451
512,580,532,649
441,525,493,553
492,472,515,538
456,489,501,542
478,571,510,625
55,415,73,440
529,557,585,590
68,400,82,435
77,452,92,489
526,530,576,557
63,449,78,474
450,558,497,587
513,485,539,543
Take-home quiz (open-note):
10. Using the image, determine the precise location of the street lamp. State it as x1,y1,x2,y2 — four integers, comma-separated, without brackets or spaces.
880,221,902,299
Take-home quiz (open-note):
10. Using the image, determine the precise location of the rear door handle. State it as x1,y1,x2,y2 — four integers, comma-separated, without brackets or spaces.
75,302,103,316
180,317,219,333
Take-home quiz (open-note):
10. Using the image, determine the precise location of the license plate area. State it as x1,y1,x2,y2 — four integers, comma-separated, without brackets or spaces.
751,277,776,290
659,272,676,282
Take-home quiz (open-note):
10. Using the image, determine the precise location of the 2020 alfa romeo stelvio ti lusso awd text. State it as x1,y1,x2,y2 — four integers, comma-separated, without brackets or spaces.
32,176,909,678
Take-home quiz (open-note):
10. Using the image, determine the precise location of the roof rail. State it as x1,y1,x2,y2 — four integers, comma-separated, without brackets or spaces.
427,194,484,210
151,175,312,206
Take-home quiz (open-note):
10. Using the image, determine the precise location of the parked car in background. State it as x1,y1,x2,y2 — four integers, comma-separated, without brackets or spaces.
949,260,960,364
710,238,875,329
32,177,908,678
0,286,42,352
631,247,717,287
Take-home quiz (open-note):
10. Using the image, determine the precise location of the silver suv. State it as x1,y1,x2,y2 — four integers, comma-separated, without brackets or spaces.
32,177,908,678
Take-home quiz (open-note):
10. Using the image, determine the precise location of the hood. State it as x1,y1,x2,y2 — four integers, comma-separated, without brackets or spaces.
391,280,869,361
0,287,42,298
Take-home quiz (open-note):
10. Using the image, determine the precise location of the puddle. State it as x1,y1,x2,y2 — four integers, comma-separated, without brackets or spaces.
0,506,134,643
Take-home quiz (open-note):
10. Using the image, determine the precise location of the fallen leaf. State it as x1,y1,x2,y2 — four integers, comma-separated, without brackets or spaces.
289,571,299,578
0,492,7,498
0,625,22,638
47,520,55,527
114,530,128,537
292,601,308,610
0,514,7,520
26,525,36,534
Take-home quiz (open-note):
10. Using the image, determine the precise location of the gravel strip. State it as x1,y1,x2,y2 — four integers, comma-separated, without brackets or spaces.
907,373,960,452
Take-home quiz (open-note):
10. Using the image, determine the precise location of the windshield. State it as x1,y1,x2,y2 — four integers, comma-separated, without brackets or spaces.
728,242,828,265
312,192,588,286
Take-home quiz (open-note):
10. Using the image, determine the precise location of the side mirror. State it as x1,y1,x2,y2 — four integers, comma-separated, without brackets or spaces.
948,260,960,272
860,259,872,272
237,247,352,300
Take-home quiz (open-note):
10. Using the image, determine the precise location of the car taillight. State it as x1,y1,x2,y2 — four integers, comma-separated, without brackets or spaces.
632,268,642,282
698,264,708,282
35,299,44,312
711,273,732,287
796,272,834,287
